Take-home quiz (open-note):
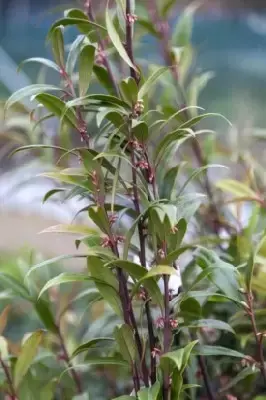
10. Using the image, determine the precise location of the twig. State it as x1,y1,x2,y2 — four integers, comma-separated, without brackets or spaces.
58,329,83,394
125,0,157,386
0,354,17,399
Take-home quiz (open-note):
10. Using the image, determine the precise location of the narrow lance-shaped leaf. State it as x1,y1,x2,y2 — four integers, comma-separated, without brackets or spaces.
38,273,94,299
106,0,137,71
51,26,65,67
138,67,168,100
114,324,137,364
4,84,62,114
34,93,78,129
79,44,96,96
18,57,61,72
14,330,44,389
72,337,114,358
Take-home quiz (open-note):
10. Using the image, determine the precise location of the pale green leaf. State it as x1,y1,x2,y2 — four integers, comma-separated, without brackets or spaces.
79,44,96,96
14,330,44,389
106,1,137,71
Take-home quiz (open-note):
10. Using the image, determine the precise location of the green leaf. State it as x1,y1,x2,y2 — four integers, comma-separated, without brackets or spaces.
160,341,198,373
112,397,134,400
88,206,110,235
51,26,65,67
79,356,129,367
0,273,31,300
88,256,122,316
35,93,78,129
119,77,138,105
5,84,62,113
34,299,58,333
48,18,106,40
215,179,258,199
194,345,245,358
72,338,114,358
93,65,117,95
185,319,235,334
171,3,199,46
138,67,168,99
79,44,96,96
40,224,98,235
66,35,85,75
177,164,226,197
132,120,149,142
221,366,259,392
14,330,44,389
137,381,161,400
114,324,137,363
159,165,180,199
25,254,86,278
43,188,65,203
106,1,137,71
38,273,93,299
179,112,231,130
18,57,60,72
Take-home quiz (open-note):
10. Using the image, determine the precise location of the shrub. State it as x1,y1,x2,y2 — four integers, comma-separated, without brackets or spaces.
3,1,266,399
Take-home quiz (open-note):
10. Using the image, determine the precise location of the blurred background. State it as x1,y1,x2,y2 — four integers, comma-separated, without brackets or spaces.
1,0,266,264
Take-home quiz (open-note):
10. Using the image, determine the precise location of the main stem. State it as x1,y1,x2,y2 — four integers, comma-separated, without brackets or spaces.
125,0,157,386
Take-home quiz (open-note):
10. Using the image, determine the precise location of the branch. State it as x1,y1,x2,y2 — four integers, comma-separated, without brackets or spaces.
0,354,17,399
58,328,83,394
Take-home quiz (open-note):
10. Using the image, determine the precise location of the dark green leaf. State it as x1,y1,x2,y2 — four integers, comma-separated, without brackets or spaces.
35,93,78,129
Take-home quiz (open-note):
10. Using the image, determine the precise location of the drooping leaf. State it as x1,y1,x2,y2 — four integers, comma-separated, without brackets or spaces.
48,18,106,40
5,84,62,113
14,330,44,389
184,319,235,334
42,188,65,203
72,338,114,358
18,57,61,73
38,273,93,299
193,345,245,358
35,93,78,129
25,254,87,278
